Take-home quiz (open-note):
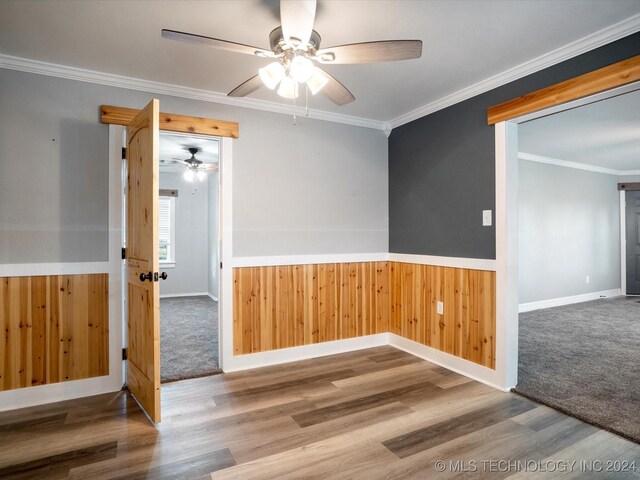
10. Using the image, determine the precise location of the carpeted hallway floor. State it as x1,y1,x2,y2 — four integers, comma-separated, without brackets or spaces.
160,295,222,383
515,296,640,443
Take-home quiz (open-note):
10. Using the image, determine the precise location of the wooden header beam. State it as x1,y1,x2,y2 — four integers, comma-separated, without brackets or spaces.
101,105,239,138
487,55,640,125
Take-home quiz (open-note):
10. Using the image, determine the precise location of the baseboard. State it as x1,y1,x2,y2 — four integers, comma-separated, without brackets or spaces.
159,292,211,299
518,288,622,313
387,334,510,392
222,333,390,373
0,375,122,413
207,293,219,302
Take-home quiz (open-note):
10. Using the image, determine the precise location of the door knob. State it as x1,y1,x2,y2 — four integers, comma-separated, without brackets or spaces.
139,272,153,282
159,272,168,280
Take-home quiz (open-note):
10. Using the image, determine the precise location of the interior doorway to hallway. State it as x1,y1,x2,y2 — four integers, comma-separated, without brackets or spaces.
157,132,222,383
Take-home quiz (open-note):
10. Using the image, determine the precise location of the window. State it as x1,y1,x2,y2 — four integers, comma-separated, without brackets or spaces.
159,195,176,266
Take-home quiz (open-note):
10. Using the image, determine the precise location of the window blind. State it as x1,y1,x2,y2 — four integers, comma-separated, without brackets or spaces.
158,197,171,246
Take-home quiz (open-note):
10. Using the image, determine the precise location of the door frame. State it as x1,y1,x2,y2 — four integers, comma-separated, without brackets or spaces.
491,57,640,389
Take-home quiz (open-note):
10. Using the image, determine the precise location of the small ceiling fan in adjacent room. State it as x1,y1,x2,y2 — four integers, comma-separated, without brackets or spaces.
161,0,422,106
161,147,218,193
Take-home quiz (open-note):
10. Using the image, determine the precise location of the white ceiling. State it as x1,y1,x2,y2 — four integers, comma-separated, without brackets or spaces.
519,88,640,171
159,133,219,173
1,1,639,123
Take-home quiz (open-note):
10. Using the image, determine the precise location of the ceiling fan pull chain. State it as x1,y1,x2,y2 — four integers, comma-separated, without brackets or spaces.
292,82,297,126
305,84,309,117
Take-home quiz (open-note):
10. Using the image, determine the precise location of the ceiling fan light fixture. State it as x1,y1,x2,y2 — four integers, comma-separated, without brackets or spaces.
277,76,299,99
197,170,207,181
289,56,314,83
306,67,328,95
259,61,285,89
184,169,195,182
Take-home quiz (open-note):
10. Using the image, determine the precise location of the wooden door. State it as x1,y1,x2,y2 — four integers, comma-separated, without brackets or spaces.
626,190,640,295
126,99,161,423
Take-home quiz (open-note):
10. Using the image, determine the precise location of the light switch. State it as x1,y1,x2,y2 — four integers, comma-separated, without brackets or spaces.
483,210,492,226
437,301,444,315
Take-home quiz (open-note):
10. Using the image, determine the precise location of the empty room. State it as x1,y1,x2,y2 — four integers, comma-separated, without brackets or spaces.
0,1,639,478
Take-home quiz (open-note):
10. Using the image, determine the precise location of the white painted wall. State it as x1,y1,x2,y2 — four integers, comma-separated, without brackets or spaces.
159,172,210,296
619,174,640,183
518,160,621,304
208,172,219,299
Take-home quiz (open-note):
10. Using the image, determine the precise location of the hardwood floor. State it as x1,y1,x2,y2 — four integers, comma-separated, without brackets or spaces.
0,347,638,479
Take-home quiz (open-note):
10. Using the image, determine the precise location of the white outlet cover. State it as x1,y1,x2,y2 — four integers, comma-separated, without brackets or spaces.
483,210,492,226
437,301,444,315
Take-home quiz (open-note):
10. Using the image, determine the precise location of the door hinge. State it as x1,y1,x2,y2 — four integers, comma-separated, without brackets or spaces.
122,348,128,361
220,262,223,269
121,247,126,260
121,147,126,160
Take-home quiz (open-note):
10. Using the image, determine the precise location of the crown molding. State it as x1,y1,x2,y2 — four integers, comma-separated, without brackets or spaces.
0,53,386,132
518,152,640,176
388,13,640,130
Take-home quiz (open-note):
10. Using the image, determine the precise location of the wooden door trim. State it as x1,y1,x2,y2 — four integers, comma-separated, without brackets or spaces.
487,54,640,125
101,105,239,138
619,182,640,191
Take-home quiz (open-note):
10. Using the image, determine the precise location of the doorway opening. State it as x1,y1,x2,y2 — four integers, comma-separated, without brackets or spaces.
157,132,222,383
501,82,640,443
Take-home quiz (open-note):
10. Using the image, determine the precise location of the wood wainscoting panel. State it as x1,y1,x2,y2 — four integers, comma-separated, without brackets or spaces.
0,274,109,391
233,262,392,355
392,263,496,369
232,262,495,369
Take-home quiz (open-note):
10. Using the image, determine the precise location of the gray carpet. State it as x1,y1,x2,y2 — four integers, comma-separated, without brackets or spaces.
515,296,640,443
160,296,222,383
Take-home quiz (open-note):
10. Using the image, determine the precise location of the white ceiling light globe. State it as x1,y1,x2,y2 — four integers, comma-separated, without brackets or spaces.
289,56,314,83
306,67,329,95
277,76,299,99
197,170,207,180
184,169,195,181
259,62,285,89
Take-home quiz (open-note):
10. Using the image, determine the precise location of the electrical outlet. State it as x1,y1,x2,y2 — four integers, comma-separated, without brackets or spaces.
586,275,590,284
482,210,492,226
437,301,444,315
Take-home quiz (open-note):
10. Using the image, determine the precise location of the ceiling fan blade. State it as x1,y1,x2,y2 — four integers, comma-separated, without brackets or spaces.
316,40,423,64
280,0,316,47
317,69,355,106
162,159,187,165
161,29,273,57
169,158,190,165
199,164,220,172
228,75,264,97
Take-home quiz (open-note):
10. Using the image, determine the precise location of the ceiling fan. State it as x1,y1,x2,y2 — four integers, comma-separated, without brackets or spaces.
161,0,422,106
161,146,218,184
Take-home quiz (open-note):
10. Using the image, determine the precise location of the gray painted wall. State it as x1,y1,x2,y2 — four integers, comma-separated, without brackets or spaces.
389,32,640,260
518,161,620,304
0,68,388,264
159,173,210,296
0,75,109,263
